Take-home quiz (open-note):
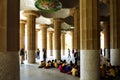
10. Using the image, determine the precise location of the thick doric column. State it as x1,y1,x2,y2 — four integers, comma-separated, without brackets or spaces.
41,24,48,59
71,30,74,49
0,0,19,80
23,10,40,63
20,20,26,49
61,31,66,56
74,8,80,51
102,22,110,59
110,0,120,66
36,29,40,49
48,31,54,56
80,0,100,80
53,18,62,60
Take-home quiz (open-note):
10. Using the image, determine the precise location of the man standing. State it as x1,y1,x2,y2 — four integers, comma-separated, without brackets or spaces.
74,50,78,65
43,48,46,62
19,48,25,64
68,48,71,58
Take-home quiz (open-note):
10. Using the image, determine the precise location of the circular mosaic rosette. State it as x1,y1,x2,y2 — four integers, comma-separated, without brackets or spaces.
35,0,62,12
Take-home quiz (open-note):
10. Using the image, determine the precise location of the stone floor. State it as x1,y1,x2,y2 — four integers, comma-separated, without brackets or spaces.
20,63,80,80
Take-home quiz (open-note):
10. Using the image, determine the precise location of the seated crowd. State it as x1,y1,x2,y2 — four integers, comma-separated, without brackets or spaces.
38,59,80,77
100,64,120,80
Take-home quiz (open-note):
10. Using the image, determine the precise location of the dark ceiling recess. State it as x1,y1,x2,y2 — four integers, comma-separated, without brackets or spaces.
59,0,79,8
37,0,110,31
62,16,74,26
99,2,110,17
100,16,110,22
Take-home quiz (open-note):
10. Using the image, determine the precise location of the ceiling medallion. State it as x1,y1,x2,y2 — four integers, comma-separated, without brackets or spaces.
35,0,62,12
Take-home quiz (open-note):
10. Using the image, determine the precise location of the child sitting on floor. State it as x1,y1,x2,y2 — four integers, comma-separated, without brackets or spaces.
71,65,78,76
54,59,58,68
38,61,45,68
44,60,52,69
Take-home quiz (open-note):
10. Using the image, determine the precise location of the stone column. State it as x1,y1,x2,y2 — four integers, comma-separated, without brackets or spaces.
74,8,80,52
102,22,110,59
36,29,40,49
71,30,74,49
53,18,62,60
61,31,66,56
23,10,40,63
80,0,100,80
41,24,48,50
20,20,26,49
48,31,53,56
110,0,120,66
70,8,75,50
0,0,19,80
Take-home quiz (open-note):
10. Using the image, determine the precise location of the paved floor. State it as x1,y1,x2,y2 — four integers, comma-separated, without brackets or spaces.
20,63,80,80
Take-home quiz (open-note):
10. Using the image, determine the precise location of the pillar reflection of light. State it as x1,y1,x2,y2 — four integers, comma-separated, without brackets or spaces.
100,31,104,49
65,32,72,50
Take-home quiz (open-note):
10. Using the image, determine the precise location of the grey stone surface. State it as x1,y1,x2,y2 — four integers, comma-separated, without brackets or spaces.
0,52,19,80
20,63,80,80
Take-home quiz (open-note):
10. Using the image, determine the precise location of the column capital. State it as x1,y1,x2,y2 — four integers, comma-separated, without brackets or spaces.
51,18,63,23
23,10,40,18
40,24,49,27
20,20,26,24
70,7,79,16
36,29,40,31
40,24,50,28
61,31,66,34
48,31,54,33
102,0,109,4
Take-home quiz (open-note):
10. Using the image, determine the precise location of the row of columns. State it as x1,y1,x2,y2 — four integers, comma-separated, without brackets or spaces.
20,13,69,63
1,0,120,80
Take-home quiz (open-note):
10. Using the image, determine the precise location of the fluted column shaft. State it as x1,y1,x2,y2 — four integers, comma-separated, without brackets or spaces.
110,0,120,66
71,30,74,49
53,19,62,60
80,0,100,80
103,22,110,59
20,20,26,49
61,32,66,55
74,8,80,51
0,0,19,80
35,29,40,49
41,25,48,50
23,10,40,63
48,31,53,56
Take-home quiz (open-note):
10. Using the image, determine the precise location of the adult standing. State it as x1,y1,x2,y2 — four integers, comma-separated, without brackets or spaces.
72,48,74,54
19,48,25,64
74,49,78,65
36,48,40,59
68,48,71,58
43,48,46,62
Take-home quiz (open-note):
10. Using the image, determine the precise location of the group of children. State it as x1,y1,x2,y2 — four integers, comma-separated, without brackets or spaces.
100,64,120,80
38,59,80,77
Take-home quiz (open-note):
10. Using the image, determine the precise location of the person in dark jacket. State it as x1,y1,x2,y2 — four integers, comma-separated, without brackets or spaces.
43,48,46,62
74,50,78,65
19,48,25,64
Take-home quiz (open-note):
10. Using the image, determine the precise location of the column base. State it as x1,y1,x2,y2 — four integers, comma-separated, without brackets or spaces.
27,50,36,63
46,50,53,61
105,48,110,59
80,50,100,80
0,52,19,80
110,49,120,66
53,50,61,60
